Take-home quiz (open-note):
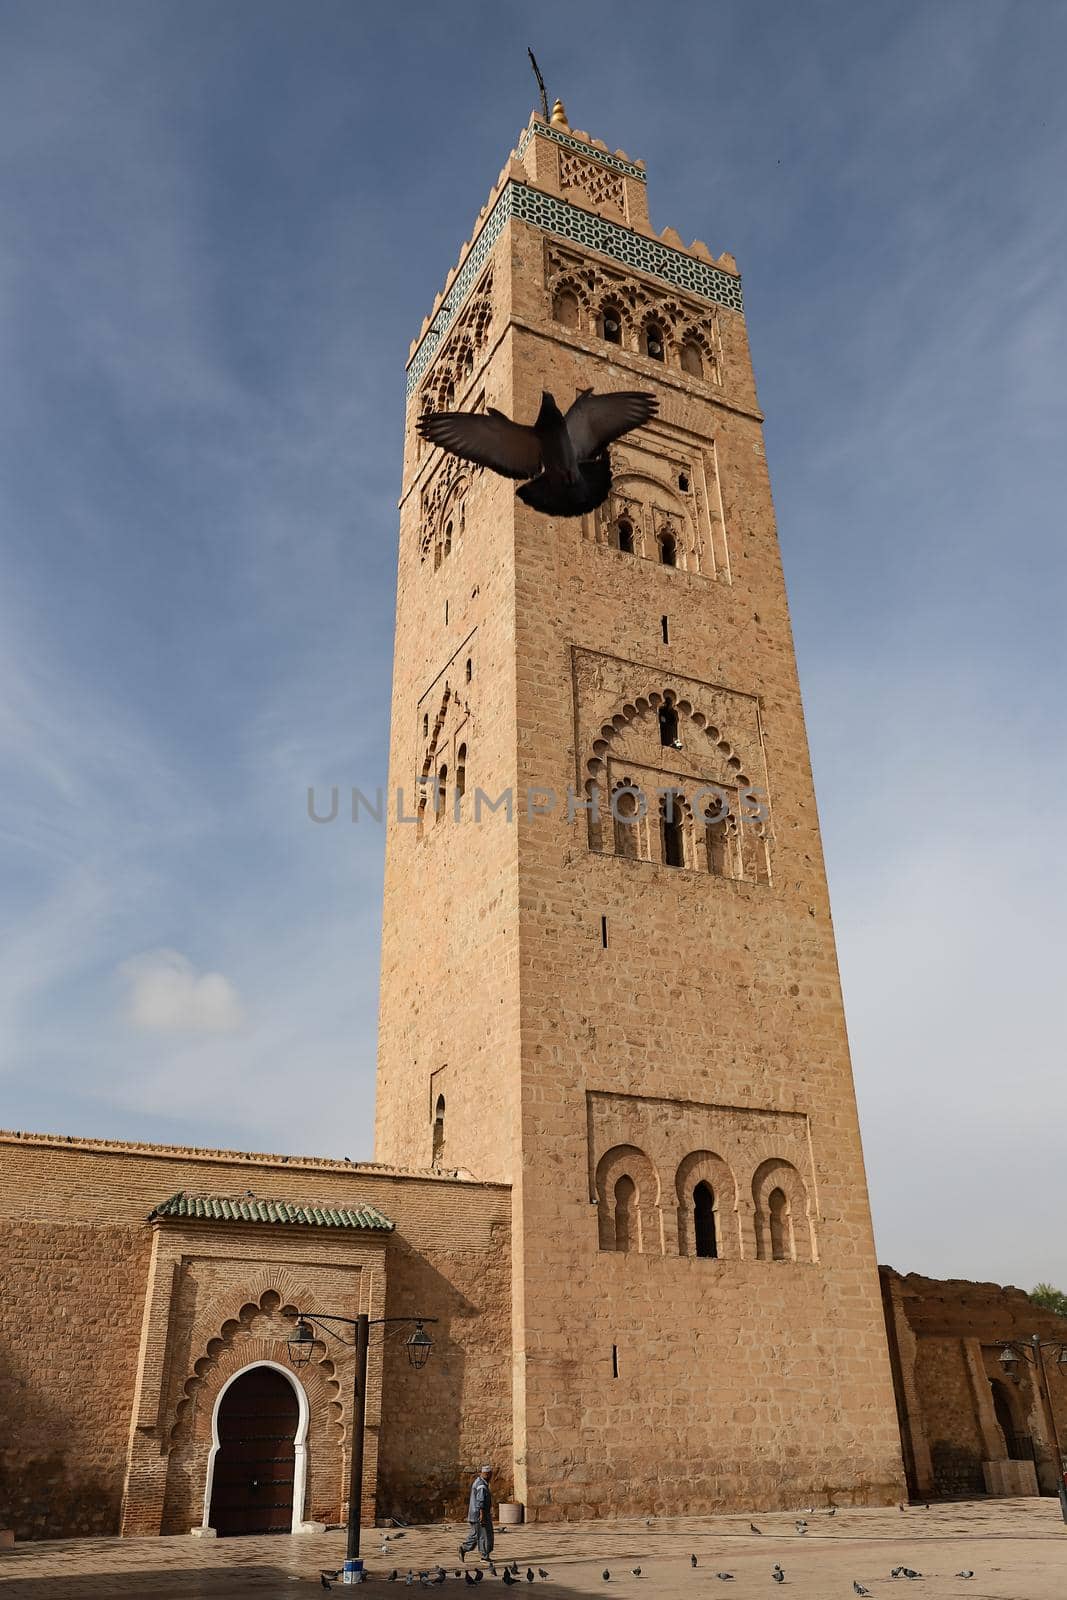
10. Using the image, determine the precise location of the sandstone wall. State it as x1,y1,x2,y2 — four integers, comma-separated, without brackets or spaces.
0,1133,512,1540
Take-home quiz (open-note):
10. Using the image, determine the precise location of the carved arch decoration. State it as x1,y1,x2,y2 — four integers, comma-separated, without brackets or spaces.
675,1149,742,1259
581,689,771,882
160,1284,345,1535
594,1143,662,1256
545,246,722,382
417,267,494,441
603,469,696,571
752,1157,816,1263
420,453,480,567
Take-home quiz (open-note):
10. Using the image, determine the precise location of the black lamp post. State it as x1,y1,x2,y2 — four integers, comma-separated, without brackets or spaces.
286,1310,439,1577
996,1334,1067,1522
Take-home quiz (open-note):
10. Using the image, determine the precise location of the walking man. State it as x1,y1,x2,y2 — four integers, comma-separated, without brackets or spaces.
460,1465,494,1563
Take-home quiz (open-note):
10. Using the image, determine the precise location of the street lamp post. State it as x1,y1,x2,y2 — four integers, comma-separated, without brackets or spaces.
997,1334,1067,1522
287,1311,438,1581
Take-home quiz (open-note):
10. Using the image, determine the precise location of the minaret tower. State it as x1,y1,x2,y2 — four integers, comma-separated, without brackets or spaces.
376,101,905,1515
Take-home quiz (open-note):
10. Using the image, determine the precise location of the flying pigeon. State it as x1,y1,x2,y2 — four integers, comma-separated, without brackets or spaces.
417,390,658,517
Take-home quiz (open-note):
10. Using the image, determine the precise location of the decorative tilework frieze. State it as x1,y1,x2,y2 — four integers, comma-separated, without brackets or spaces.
516,121,647,181
407,184,743,394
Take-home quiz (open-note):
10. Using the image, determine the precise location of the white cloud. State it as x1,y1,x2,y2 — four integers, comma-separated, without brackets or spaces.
120,949,245,1034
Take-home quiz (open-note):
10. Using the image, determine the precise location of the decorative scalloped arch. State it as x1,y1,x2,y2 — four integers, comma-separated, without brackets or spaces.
594,1143,661,1254
752,1157,815,1263
675,1150,741,1259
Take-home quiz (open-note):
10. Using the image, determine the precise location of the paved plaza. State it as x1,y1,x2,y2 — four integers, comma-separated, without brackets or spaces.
1,1501,1064,1600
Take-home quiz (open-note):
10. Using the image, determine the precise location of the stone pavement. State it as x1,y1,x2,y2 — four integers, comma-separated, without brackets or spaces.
0,1501,1064,1600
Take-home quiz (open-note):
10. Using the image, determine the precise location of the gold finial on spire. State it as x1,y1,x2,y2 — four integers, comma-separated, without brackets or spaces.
550,98,569,129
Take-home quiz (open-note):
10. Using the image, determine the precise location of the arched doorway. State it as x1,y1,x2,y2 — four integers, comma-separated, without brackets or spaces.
207,1363,303,1535
989,1376,1033,1461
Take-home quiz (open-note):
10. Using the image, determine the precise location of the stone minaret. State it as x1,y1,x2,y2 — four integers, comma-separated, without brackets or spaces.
376,101,905,1516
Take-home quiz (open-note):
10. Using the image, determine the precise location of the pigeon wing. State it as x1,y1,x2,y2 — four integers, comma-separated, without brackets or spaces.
417,409,542,481
564,391,658,460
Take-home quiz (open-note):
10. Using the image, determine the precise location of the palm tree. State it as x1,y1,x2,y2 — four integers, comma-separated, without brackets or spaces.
1030,1283,1067,1316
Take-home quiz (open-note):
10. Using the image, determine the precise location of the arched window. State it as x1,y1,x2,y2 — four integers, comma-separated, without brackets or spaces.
768,1187,793,1261
613,1175,636,1252
443,519,453,560
707,820,730,877
465,657,472,683
432,1094,445,1164
422,713,429,739
678,471,690,492
613,787,640,859
661,793,685,868
552,288,580,329
443,379,455,408
616,518,634,554
435,765,448,819
658,530,677,567
456,743,466,799
693,1182,718,1258
681,341,703,378
601,305,623,345
658,704,679,747
644,323,665,361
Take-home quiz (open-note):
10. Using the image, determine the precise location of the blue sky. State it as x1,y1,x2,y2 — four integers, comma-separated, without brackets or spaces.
1,1,1064,1287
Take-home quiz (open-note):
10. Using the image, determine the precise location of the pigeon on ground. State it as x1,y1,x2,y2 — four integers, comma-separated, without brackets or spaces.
434,1571,447,1586
537,1572,549,1581
795,1521,808,1535
829,1508,837,1517
631,1569,642,1578
715,1575,734,1582
321,1579,333,1594
526,1570,535,1583
750,1524,762,1535
510,1566,520,1576
464,1575,475,1587
853,1586,872,1597
691,1555,698,1568
489,1565,498,1578
603,1572,611,1582
955,1573,974,1580
473,1573,483,1586
417,390,658,518
389,1573,399,1584
772,1569,785,1585
902,1572,922,1581
502,1573,516,1587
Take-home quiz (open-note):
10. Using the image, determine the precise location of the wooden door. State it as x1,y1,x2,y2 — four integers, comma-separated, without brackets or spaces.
209,1365,299,1535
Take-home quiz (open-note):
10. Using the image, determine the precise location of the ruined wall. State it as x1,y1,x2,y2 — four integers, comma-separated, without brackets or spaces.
0,1133,511,1540
881,1268,1067,1500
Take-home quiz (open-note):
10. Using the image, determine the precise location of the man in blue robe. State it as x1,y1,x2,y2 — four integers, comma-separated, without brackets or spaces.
459,1465,494,1563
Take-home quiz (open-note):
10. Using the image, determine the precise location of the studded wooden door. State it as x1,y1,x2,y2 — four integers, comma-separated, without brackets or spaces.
209,1365,300,1535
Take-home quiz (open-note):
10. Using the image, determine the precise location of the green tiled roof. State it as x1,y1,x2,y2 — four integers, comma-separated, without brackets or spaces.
148,1191,394,1231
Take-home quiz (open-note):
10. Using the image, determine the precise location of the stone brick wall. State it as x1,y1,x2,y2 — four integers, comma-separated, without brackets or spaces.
0,1133,512,1540
377,114,906,1517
